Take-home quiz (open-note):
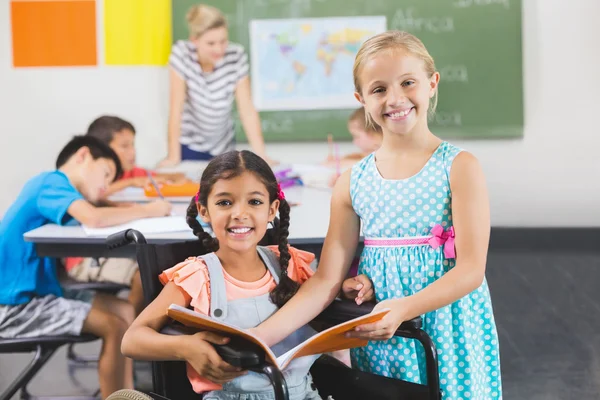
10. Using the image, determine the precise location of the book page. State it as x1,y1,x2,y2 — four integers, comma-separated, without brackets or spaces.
82,216,189,236
166,304,279,366
275,308,390,369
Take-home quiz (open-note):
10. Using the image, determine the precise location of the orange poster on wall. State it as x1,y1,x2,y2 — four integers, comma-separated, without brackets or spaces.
11,0,97,67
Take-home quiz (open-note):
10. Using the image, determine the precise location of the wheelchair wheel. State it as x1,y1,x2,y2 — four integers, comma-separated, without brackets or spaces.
106,389,153,400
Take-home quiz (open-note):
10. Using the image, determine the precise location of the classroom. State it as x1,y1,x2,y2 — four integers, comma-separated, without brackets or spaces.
1,0,599,399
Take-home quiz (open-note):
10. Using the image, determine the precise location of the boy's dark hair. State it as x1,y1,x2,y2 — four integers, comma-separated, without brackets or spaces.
186,150,296,308
86,115,136,145
56,135,123,181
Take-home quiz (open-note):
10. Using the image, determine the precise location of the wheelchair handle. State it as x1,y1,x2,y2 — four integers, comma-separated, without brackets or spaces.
316,298,422,331
106,229,147,249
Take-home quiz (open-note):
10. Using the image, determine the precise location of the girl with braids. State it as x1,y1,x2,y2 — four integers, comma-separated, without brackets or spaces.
120,150,322,400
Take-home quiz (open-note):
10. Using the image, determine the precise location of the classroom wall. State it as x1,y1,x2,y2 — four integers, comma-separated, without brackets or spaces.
0,0,598,226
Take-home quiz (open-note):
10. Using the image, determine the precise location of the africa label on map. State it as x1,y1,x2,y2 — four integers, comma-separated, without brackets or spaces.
250,17,387,111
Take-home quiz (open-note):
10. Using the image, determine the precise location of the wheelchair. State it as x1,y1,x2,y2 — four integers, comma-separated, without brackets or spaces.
104,228,441,400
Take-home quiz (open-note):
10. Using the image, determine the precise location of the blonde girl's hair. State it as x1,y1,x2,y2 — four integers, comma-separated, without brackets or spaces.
353,31,438,129
186,4,227,39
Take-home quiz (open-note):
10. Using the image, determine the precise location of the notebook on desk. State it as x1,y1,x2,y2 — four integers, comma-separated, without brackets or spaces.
82,216,189,236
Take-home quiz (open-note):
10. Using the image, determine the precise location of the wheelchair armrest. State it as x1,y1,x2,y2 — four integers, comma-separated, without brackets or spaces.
314,298,422,331
106,229,147,249
159,323,265,369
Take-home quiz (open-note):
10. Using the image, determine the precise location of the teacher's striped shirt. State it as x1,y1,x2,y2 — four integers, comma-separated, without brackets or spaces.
169,40,249,156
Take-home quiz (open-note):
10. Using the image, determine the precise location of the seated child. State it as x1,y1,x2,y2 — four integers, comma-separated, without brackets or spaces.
324,107,383,187
86,115,187,196
0,135,168,398
65,116,183,315
120,150,363,399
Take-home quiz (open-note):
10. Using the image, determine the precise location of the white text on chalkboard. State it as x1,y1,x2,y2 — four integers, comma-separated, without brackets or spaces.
434,112,462,127
440,66,469,83
454,0,510,9
392,8,454,34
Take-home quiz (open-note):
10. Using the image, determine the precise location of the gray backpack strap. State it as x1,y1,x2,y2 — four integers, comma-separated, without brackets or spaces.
257,246,283,284
199,253,228,320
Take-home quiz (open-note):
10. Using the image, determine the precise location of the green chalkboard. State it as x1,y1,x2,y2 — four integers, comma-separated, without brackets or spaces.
172,0,522,142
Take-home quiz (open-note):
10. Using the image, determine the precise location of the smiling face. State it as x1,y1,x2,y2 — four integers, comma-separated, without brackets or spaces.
192,26,229,67
198,171,279,254
354,49,439,137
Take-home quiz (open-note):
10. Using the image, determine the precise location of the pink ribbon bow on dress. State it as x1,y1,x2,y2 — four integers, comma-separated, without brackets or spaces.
428,224,456,259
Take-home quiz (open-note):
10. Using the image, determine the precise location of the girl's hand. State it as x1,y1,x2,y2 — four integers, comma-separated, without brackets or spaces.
346,298,410,341
262,155,279,167
157,155,181,168
341,274,374,305
183,332,247,384
131,176,150,188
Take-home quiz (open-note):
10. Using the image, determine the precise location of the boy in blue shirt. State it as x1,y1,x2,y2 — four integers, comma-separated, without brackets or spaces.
0,136,171,398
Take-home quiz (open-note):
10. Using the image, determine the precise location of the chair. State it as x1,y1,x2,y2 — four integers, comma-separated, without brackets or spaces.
0,263,127,400
106,228,441,400
0,334,100,400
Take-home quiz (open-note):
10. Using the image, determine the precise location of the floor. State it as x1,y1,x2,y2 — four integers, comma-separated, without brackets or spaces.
2,250,599,399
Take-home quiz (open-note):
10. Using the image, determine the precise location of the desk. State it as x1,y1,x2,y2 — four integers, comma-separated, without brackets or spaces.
24,186,333,258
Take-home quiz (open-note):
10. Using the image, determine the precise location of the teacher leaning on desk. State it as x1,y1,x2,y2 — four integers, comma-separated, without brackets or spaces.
158,4,274,167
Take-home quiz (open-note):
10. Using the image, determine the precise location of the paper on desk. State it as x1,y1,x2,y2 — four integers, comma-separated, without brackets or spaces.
82,216,189,236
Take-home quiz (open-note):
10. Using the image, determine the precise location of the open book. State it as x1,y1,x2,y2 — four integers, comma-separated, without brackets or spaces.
167,303,389,370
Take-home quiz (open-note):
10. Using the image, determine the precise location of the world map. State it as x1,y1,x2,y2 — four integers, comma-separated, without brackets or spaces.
250,17,387,111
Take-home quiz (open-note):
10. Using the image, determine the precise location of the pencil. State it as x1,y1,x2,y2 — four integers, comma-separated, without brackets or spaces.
146,171,164,199
327,133,333,160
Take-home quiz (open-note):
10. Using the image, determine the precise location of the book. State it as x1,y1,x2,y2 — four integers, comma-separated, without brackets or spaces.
144,181,198,197
166,303,390,370
82,216,189,236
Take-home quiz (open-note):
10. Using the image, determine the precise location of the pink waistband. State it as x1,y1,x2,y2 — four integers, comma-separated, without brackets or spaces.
364,224,456,259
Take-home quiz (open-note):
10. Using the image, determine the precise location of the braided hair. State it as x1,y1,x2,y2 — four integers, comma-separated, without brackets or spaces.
185,150,298,308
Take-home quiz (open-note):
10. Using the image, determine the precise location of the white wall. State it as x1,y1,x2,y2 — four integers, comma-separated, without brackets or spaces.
0,0,598,226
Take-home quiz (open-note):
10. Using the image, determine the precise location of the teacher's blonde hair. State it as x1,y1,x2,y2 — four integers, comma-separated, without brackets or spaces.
186,4,227,39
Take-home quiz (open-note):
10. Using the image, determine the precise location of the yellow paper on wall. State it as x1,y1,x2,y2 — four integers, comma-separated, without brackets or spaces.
104,0,172,66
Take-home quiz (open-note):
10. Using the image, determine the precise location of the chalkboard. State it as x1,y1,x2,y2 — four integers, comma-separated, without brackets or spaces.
172,0,523,142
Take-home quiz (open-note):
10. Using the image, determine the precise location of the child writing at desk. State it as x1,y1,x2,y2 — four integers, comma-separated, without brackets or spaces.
252,31,502,400
64,116,184,315
120,150,346,399
323,107,382,188
0,136,171,398
86,115,187,197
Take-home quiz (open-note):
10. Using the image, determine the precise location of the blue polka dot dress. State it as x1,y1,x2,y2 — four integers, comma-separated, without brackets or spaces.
349,142,502,399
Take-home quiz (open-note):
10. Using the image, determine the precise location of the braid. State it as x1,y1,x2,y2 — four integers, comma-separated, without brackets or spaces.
269,198,300,308
186,197,219,253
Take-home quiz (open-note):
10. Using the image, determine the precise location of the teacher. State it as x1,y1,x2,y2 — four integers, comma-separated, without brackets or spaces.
158,4,272,166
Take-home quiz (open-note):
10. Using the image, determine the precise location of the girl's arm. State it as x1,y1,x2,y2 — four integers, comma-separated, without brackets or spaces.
349,152,490,340
121,282,246,384
234,77,271,163
252,170,362,346
158,67,186,168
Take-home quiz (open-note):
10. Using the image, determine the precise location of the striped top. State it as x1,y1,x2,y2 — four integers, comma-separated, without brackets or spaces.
169,40,249,156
